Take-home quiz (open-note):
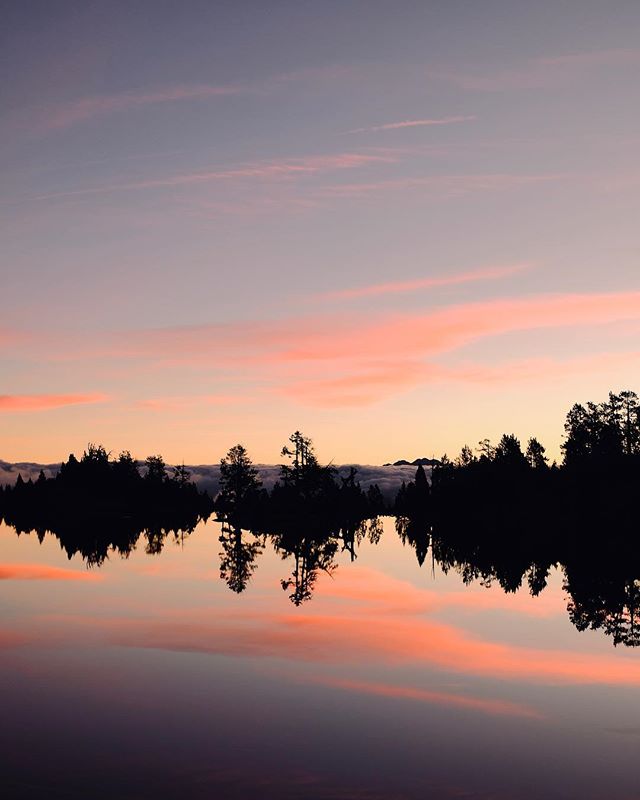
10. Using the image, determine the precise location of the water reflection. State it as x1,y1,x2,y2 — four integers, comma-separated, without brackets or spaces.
218,521,264,593
2,515,640,800
3,504,640,648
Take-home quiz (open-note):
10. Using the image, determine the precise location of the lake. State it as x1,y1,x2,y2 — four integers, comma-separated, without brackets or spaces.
1,517,639,799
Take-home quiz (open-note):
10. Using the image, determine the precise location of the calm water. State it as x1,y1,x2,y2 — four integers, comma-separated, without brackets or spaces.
1,517,639,799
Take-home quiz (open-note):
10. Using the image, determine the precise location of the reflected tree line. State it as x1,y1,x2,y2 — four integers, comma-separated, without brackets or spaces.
2,390,640,645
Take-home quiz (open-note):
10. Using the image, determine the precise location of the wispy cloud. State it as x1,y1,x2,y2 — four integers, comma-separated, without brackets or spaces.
280,351,640,408
315,172,564,200
0,393,108,411
41,83,245,131
439,48,640,92
138,394,251,411
276,291,640,363
344,115,476,134
538,48,640,68
280,361,436,407
442,351,640,386
18,290,640,409
320,263,528,301
34,152,395,201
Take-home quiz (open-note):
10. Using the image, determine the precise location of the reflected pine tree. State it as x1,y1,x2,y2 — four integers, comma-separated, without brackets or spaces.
219,520,264,593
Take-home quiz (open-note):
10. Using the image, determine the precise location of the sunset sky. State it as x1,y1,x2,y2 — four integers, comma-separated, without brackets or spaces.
2,1,640,464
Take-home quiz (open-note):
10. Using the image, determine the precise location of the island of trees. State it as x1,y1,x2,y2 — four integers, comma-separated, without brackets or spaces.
1,389,639,645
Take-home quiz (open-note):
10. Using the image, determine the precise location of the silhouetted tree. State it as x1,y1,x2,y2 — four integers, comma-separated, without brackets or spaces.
525,437,548,469
219,445,261,506
145,454,168,483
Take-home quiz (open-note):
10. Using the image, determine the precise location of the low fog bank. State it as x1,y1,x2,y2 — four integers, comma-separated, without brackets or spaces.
0,461,61,486
189,463,424,500
0,460,424,501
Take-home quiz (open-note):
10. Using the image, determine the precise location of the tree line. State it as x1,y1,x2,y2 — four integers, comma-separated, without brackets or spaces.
1,389,639,642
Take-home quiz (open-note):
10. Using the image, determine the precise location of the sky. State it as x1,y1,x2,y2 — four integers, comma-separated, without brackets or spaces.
2,0,640,465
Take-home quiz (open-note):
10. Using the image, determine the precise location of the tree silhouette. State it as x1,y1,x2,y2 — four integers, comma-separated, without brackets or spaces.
219,445,262,506
218,521,263,593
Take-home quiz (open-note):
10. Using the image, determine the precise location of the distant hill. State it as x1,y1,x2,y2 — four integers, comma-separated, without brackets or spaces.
382,458,441,467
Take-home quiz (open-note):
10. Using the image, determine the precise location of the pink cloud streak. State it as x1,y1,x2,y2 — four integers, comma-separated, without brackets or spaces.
34,152,394,201
18,290,640,409
42,84,245,131
320,263,528,300
315,172,563,200
0,393,108,411
439,48,640,92
278,291,640,362
280,351,640,407
345,115,476,134
138,394,251,411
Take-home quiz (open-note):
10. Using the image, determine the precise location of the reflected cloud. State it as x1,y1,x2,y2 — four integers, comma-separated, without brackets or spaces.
91,568,640,687
313,676,542,719
318,566,563,618
0,563,102,581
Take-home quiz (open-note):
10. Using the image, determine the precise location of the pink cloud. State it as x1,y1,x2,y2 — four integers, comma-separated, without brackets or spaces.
439,48,640,92
443,351,640,386
277,291,640,362
279,361,438,407
0,631,29,649
320,263,528,301
280,350,640,408
0,393,108,411
138,394,252,411
315,172,563,200
344,115,476,134
35,152,394,201
42,84,245,131
538,49,640,68
21,290,640,409
0,564,101,582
